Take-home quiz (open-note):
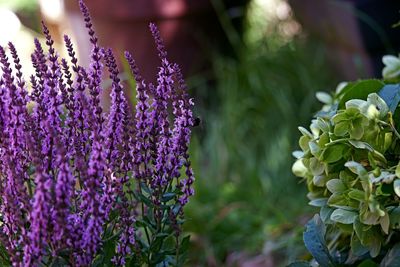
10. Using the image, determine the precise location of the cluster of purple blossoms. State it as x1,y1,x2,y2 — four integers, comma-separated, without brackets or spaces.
0,1,195,266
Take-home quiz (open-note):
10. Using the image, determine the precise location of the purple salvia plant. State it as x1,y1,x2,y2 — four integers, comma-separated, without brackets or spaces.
0,1,196,266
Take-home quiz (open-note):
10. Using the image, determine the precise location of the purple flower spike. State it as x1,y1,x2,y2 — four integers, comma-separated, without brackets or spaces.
0,1,195,265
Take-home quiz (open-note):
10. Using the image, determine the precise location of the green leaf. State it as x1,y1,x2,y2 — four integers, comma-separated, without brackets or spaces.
338,79,385,109
320,144,345,163
299,135,311,152
303,214,334,267
380,212,390,234
348,140,373,151
161,192,176,202
309,158,324,176
349,123,364,140
345,161,367,175
394,179,400,197
298,126,313,138
334,121,348,137
316,91,332,104
357,259,378,267
348,189,365,202
326,179,346,193
313,174,328,187
380,243,400,267
396,161,400,178
309,198,328,207
351,233,369,257
49,257,69,267
180,235,191,254
378,84,400,114
390,207,400,229
327,193,347,207
320,206,334,223
330,209,357,224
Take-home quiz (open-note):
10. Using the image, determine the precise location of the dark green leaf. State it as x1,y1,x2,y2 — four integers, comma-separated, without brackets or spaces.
303,214,334,267
162,192,176,202
380,243,400,267
357,259,378,267
338,80,384,109
320,144,345,163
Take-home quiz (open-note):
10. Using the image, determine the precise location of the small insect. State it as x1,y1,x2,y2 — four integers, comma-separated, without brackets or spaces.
193,117,201,127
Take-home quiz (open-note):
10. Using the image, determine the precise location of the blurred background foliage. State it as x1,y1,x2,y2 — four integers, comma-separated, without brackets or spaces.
185,0,339,266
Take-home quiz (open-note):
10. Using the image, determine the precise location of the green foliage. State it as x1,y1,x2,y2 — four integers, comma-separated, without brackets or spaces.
303,215,334,267
186,36,336,265
293,65,400,266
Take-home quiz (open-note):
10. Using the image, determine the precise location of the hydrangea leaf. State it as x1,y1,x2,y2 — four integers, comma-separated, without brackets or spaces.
348,189,365,202
320,206,334,223
389,207,400,229
394,179,400,197
379,212,390,234
316,91,333,104
309,198,328,207
338,79,385,109
396,161,400,178
309,158,324,176
330,209,357,224
303,214,335,267
380,243,400,267
326,179,346,193
348,140,373,151
334,121,349,137
320,144,345,163
350,233,369,257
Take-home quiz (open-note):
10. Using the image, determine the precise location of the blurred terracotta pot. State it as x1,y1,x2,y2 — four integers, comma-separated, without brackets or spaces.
64,0,223,83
